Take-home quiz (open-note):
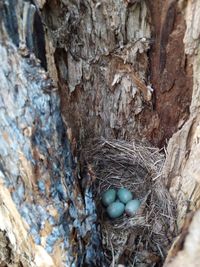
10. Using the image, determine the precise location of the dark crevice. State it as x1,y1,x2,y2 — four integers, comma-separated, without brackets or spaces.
32,10,47,70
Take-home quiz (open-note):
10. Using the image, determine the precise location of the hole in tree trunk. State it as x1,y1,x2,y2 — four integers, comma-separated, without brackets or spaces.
41,0,192,265
0,0,195,266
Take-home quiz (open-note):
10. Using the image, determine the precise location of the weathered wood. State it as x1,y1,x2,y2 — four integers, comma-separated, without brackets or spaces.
162,0,200,265
163,0,200,228
1,0,200,266
164,211,200,267
41,0,152,143
0,1,103,266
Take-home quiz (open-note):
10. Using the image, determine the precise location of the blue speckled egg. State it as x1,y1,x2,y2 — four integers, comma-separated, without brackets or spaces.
125,199,140,216
117,188,133,204
101,189,116,207
107,202,125,219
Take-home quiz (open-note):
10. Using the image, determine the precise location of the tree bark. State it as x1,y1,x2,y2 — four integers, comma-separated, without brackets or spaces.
0,1,103,266
162,1,200,266
1,0,200,266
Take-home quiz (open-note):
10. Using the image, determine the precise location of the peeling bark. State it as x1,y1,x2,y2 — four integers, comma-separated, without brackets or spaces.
164,211,200,267
162,0,200,265
1,0,200,266
163,0,200,228
40,0,193,149
0,1,103,266
41,0,152,143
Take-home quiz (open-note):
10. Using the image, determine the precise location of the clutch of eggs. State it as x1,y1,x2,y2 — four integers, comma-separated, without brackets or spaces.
101,188,141,219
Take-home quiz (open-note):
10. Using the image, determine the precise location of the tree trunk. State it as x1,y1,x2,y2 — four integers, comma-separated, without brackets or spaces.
0,1,103,266
0,0,200,266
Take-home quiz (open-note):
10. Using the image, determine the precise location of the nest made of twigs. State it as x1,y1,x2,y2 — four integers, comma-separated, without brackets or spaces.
85,138,176,266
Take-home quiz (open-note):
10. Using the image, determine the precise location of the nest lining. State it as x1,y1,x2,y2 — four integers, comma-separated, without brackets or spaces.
85,138,176,266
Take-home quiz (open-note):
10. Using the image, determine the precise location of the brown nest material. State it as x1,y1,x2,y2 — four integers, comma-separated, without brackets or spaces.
85,138,177,267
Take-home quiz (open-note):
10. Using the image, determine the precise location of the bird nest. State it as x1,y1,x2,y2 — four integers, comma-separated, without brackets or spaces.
85,138,176,266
